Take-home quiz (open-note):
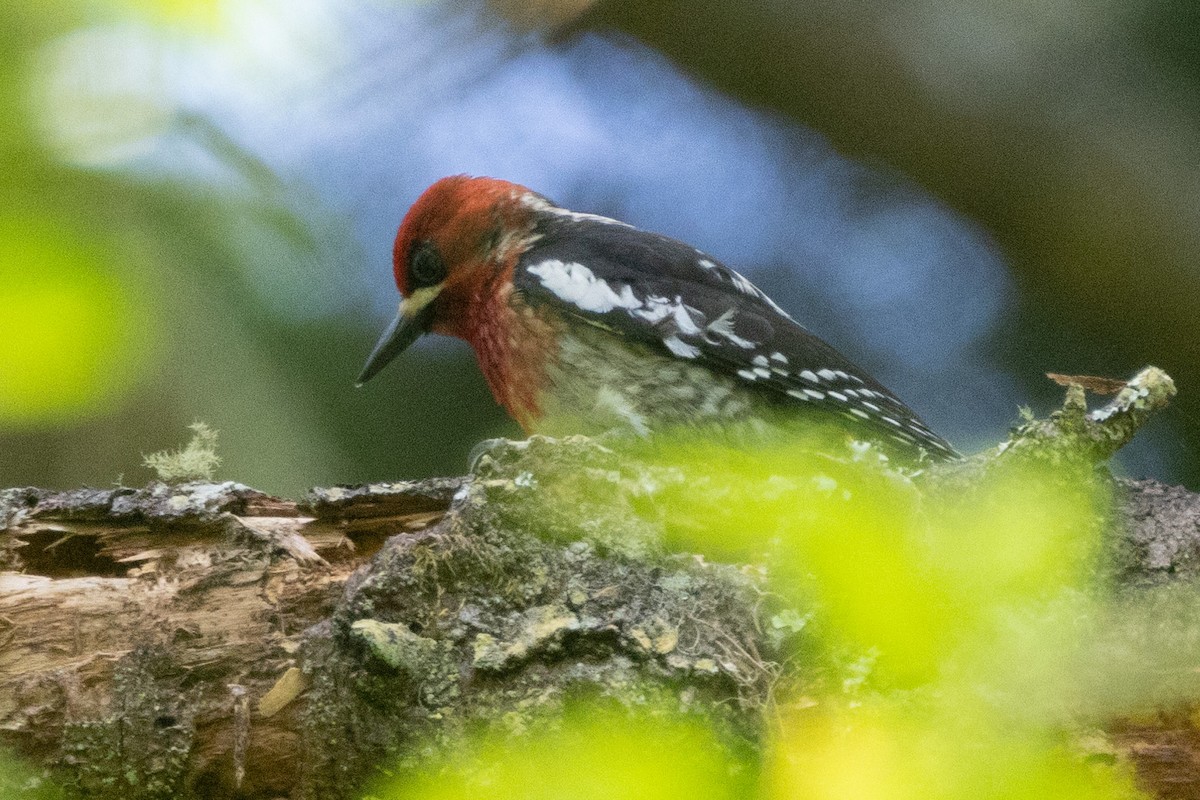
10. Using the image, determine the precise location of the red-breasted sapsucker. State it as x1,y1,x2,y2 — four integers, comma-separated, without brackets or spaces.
358,175,958,461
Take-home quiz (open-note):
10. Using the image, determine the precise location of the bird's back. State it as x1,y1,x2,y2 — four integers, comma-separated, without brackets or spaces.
512,210,957,460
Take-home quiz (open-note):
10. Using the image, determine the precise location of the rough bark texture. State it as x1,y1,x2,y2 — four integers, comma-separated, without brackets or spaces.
0,367,1196,799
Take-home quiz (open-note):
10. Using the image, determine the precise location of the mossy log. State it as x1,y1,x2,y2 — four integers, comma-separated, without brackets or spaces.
0,367,1197,799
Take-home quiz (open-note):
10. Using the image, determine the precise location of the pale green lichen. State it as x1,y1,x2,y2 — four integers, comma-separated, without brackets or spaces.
352,619,443,675
143,422,221,483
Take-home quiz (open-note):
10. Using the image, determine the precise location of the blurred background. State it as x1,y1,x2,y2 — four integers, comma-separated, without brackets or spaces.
1,0,1197,497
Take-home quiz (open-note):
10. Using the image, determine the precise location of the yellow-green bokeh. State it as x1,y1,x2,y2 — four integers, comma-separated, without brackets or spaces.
377,702,750,800
928,467,1108,602
0,214,151,427
765,700,1141,800
111,0,223,29
625,427,1108,685
0,748,64,799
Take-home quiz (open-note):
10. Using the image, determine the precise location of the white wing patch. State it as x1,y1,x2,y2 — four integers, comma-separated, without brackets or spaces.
527,259,714,359
527,260,641,314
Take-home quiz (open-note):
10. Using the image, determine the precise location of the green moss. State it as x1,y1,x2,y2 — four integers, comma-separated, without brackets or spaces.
296,437,780,798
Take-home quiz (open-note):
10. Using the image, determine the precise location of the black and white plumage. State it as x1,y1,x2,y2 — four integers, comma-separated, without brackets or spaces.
511,203,958,460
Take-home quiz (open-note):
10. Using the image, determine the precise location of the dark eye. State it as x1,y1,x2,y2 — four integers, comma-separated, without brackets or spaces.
409,242,447,287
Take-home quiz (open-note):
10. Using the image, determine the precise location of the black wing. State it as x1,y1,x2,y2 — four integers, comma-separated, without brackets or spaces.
514,212,957,459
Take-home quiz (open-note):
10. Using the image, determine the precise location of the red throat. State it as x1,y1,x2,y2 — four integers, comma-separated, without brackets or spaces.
455,285,560,432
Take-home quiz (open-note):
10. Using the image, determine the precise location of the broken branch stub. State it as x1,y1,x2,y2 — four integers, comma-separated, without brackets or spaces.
994,366,1176,463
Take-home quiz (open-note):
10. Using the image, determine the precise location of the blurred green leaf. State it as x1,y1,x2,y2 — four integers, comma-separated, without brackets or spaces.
377,701,752,800
0,213,152,427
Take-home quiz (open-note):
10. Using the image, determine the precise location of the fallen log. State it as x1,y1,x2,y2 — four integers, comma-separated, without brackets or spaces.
0,367,1195,799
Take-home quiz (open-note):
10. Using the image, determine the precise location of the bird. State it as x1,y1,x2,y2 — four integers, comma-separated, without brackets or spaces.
357,175,958,461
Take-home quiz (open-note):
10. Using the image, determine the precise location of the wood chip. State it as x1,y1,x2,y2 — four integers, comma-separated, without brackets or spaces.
258,667,310,718
1046,372,1127,395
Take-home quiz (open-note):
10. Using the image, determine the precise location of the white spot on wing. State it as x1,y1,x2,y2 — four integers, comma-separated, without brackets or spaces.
770,352,788,363
636,295,702,335
817,368,838,381
663,335,700,358
752,355,770,367
800,370,819,383
737,369,758,381
705,309,757,349
718,266,795,320
729,270,757,295
527,260,641,314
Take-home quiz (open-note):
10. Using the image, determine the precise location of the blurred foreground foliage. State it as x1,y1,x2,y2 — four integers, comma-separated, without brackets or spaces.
377,425,1198,800
0,750,63,800
376,701,753,800
2,1,1198,794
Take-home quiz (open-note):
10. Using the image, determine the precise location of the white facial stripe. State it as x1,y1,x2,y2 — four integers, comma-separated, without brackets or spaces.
519,194,632,227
